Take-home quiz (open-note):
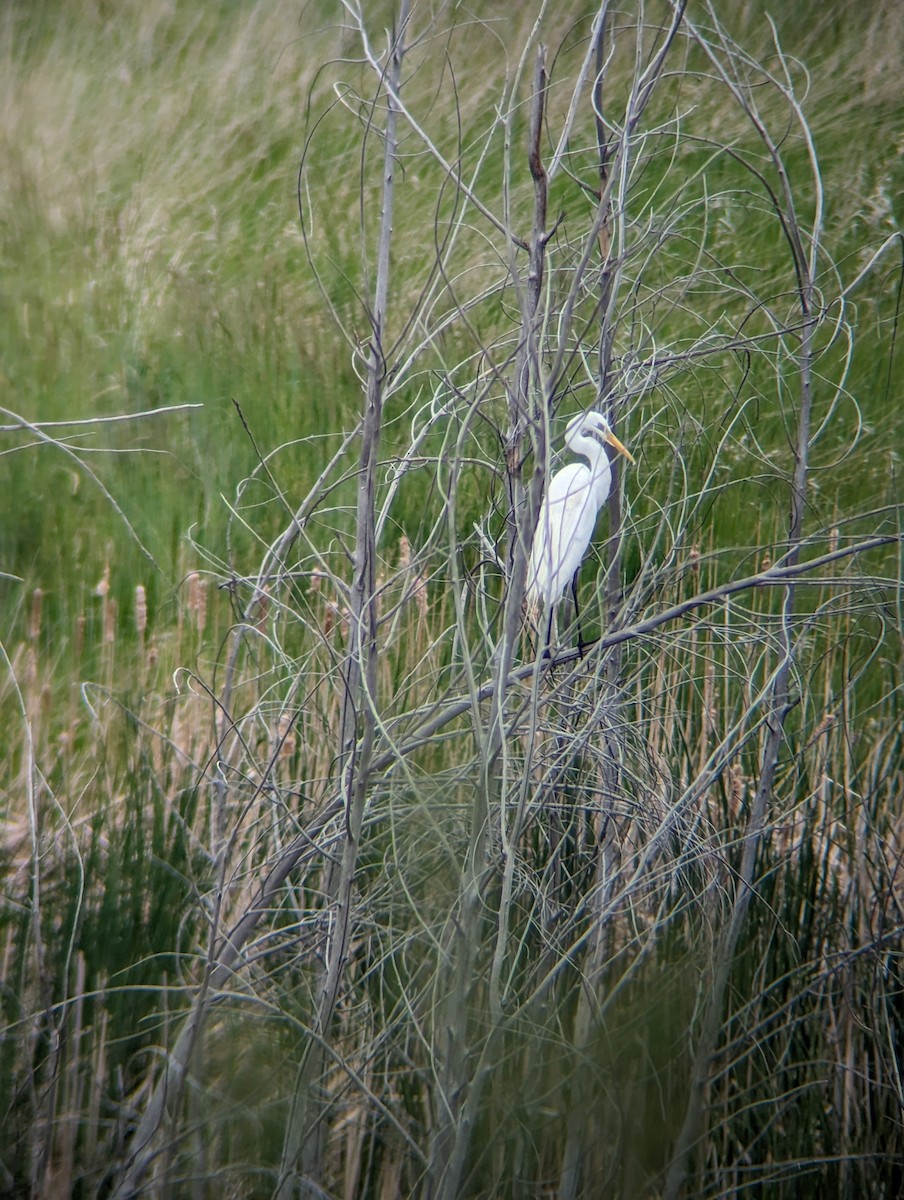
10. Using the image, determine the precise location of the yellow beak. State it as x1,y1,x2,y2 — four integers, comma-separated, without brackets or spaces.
602,428,635,464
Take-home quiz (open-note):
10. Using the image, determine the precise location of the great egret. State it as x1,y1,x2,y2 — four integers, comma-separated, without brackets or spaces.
526,410,634,636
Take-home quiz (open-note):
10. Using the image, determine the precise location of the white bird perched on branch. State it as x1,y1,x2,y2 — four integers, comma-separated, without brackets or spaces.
526,410,634,638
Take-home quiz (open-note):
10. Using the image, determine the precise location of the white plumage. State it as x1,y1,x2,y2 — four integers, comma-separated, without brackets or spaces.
527,410,634,610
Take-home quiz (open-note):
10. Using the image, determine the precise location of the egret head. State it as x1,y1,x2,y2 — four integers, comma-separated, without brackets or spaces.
564,410,635,464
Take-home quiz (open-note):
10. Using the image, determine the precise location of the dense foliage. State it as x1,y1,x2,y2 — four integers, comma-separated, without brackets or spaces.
1,2,901,1197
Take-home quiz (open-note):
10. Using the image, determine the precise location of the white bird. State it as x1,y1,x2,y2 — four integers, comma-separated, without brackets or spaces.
526,410,634,623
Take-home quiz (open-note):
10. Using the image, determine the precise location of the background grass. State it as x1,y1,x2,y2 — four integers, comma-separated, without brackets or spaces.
1,1,902,1197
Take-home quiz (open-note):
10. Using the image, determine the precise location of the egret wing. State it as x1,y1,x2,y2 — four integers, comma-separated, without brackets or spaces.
527,464,597,605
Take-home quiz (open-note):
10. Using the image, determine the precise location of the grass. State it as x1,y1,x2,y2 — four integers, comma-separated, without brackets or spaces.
2,1,903,1197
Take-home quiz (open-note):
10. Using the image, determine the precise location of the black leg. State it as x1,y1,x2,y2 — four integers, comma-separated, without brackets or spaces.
543,605,554,659
571,570,586,657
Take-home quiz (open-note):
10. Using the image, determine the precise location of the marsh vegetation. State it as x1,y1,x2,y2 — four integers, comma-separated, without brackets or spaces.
1,2,902,1197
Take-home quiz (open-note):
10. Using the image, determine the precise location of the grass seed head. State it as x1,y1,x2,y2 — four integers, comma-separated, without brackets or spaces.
187,572,208,635
135,584,148,636
28,588,43,641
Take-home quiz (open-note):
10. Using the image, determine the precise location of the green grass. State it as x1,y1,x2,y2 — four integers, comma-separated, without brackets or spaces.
1,1,903,1197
